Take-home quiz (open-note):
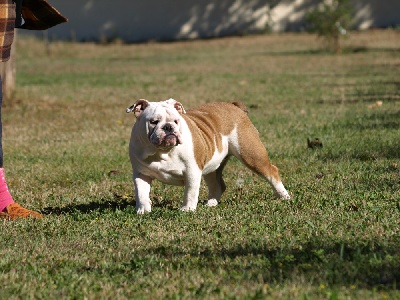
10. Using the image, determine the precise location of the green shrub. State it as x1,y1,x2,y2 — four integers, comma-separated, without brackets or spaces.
305,0,353,53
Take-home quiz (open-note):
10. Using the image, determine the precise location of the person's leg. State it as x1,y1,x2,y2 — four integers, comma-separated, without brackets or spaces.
0,77,42,219
0,76,14,212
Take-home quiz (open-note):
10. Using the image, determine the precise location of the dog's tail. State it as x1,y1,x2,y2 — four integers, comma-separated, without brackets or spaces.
232,102,249,114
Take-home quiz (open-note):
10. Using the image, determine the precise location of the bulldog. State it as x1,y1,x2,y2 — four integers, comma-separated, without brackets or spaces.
126,99,290,214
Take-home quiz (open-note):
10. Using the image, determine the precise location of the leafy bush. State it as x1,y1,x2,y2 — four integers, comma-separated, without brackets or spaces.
305,0,353,53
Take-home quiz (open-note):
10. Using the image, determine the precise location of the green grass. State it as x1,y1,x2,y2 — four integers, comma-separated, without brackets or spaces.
1,30,400,299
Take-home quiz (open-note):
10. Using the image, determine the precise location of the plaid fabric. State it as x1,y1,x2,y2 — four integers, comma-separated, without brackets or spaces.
0,0,15,62
0,0,67,61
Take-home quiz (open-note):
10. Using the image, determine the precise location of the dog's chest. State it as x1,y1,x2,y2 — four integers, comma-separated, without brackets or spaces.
141,154,186,185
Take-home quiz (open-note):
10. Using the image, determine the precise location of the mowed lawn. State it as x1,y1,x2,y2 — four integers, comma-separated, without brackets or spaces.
1,30,399,299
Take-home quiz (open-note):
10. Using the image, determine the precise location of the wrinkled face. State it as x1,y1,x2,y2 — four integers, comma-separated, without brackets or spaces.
141,102,183,149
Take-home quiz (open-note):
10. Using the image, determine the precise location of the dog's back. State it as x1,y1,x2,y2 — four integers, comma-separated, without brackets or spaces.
232,102,249,114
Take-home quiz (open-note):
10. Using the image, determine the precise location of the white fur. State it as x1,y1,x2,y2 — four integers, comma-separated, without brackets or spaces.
271,179,291,200
129,99,289,214
130,101,203,213
202,135,229,175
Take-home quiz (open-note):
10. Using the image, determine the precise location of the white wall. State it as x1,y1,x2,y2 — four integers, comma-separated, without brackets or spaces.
22,0,400,42
270,0,400,32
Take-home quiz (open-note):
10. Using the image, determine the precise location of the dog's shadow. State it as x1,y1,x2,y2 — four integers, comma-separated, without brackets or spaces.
41,194,134,216
41,194,177,216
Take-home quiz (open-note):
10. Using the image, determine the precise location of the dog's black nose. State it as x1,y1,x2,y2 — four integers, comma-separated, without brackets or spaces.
162,123,173,132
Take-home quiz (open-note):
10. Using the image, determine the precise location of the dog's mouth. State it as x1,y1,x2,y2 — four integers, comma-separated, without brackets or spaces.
149,128,182,149
162,134,180,147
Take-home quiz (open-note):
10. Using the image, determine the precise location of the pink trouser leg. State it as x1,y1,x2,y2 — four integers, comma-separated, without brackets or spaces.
0,168,14,212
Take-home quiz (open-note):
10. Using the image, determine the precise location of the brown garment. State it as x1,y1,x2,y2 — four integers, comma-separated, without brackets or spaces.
0,0,15,62
0,0,67,62
19,0,68,30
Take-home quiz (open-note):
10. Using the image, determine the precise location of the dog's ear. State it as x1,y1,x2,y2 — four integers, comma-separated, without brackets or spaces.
164,98,186,114
126,99,150,118
173,101,186,115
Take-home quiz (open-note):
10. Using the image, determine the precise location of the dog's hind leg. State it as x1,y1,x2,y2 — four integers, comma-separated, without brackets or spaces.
203,157,229,206
231,124,290,200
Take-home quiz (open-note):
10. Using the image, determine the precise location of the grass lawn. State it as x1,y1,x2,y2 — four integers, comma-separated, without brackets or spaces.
1,30,399,299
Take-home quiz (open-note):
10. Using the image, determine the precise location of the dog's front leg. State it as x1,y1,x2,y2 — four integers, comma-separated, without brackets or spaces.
133,173,153,214
180,172,202,212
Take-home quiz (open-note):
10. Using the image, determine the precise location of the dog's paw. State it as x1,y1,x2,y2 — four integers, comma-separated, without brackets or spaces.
136,207,151,214
281,192,291,200
275,190,291,200
273,182,291,200
204,199,218,207
136,201,152,214
180,206,196,212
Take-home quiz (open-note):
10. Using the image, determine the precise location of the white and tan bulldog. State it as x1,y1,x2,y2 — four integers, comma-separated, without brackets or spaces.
126,99,290,214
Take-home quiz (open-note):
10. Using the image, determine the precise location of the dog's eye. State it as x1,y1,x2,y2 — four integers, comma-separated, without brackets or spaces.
150,120,159,125
174,120,179,124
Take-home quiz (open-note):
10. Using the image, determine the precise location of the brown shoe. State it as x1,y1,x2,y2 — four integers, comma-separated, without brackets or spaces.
0,203,43,220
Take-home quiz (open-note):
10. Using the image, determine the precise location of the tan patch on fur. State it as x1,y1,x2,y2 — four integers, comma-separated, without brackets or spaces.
236,119,281,183
182,102,247,169
183,102,280,182
183,101,281,183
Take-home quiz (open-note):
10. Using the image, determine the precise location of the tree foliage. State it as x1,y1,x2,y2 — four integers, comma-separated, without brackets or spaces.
305,0,353,53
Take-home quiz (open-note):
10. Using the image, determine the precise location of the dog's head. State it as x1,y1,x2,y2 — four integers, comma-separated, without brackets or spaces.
127,98,186,149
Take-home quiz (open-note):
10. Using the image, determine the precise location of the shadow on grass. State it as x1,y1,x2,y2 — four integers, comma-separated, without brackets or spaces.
345,110,400,131
256,47,400,57
147,242,400,288
41,194,179,216
319,109,400,161
320,143,400,161
317,95,400,106
41,194,134,216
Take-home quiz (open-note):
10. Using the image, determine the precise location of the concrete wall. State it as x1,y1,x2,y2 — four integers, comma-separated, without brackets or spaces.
270,0,400,31
22,0,400,42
